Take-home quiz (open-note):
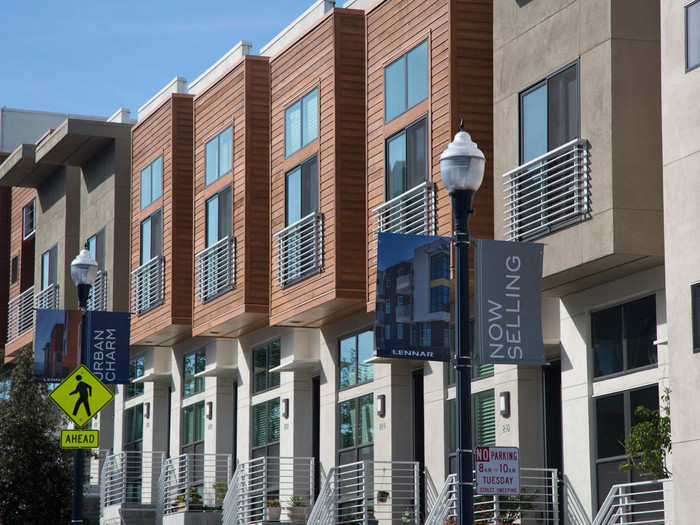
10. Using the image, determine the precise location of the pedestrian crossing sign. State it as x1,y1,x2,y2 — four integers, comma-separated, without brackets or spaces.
49,364,113,428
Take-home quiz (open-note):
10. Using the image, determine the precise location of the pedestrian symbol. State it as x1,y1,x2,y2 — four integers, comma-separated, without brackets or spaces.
50,365,113,427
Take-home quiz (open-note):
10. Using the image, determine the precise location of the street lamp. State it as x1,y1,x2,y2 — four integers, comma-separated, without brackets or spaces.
69,243,98,525
440,121,485,525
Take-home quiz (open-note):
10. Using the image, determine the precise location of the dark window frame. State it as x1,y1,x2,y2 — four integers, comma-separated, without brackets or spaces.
251,398,281,458
40,244,58,290
123,403,144,451
338,329,375,391
183,349,206,398
205,126,233,187
430,285,450,313
686,0,700,72
384,115,429,200
181,400,206,452
284,154,319,227
384,39,429,123
139,208,162,266
446,390,496,474
251,340,281,395
10,256,18,284
22,199,36,240
205,184,233,247
126,355,145,399
337,393,374,465
140,156,163,210
692,282,700,352
284,87,319,158
87,227,106,270
430,252,450,280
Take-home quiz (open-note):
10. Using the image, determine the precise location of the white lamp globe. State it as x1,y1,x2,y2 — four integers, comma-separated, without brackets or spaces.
71,248,98,287
440,123,485,194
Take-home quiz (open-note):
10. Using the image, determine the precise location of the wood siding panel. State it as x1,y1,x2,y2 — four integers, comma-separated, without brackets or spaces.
0,154,9,350
8,187,36,301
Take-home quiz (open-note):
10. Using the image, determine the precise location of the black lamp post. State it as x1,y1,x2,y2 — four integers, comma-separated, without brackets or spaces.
69,243,98,525
440,121,485,525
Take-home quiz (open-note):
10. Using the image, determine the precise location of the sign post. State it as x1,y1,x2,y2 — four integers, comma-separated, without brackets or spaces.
475,446,520,496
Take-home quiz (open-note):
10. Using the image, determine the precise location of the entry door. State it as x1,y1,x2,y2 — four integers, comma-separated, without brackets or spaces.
543,361,563,521
412,370,425,521
312,376,320,499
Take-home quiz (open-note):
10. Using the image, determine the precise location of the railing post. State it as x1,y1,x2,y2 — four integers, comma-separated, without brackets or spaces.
262,457,268,521
362,461,368,525
552,469,560,525
310,457,315,506
414,462,420,525
494,495,500,524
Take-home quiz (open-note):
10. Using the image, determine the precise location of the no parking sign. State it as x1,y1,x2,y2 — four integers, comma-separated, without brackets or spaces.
475,446,520,495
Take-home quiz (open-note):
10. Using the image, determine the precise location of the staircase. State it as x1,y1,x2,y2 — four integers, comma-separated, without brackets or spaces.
592,479,670,525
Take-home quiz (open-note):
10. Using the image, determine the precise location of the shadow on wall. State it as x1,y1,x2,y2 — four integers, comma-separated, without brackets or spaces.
564,474,591,525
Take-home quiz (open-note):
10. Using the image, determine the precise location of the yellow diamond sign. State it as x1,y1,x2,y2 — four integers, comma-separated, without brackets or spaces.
50,365,113,428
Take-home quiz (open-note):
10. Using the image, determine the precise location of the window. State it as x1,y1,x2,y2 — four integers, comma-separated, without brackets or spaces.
386,117,428,199
206,186,232,248
205,126,233,186
285,88,318,157
140,156,162,210
591,295,657,378
183,350,206,397
252,341,280,394
595,385,659,508
430,253,450,280
0,377,11,402
22,199,35,239
126,356,145,399
140,210,162,265
430,286,450,313
687,1,700,71
339,330,374,389
252,398,280,458
41,245,57,290
385,300,391,314
285,156,318,226
182,401,205,454
10,257,18,284
384,40,428,122
124,404,144,451
447,390,496,474
692,283,700,352
87,229,105,270
338,394,374,465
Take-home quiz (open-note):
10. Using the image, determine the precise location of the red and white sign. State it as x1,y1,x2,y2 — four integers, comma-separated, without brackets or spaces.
474,446,520,495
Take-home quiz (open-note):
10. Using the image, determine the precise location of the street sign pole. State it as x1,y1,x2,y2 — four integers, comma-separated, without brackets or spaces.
72,310,86,525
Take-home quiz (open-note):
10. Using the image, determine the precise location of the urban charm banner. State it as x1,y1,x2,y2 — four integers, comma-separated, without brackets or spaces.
375,232,452,362
474,239,546,365
83,311,131,384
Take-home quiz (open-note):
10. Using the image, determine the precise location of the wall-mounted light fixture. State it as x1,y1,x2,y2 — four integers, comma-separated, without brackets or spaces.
499,391,511,418
282,398,290,419
207,401,213,420
145,402,151,419
376,394,386,418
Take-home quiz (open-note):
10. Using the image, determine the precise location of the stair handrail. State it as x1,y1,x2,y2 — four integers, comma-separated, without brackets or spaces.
425,473,456,525
307,466,336,525
592,479,669,525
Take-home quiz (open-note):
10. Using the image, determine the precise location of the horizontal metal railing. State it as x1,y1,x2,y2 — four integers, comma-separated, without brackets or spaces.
196,236,236,302
222,456,315,525
6,287,34,342
35,283,59,310
161,453,233,514
101,451,164,512
87,270,108,311
503,138,590,241
592,479,669,525
131,256,165,315
273,212,324,287
372,181,436,236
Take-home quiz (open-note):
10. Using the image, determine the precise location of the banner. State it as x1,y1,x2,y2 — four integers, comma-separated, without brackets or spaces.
474,239,546,365
375,232,452,362
34,309,82,382
84,311,131,384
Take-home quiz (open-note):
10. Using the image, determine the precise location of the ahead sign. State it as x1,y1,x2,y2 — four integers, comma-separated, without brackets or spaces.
475,446,520,495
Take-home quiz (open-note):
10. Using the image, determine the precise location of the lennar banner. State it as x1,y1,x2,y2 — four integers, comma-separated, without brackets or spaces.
474,239,546,365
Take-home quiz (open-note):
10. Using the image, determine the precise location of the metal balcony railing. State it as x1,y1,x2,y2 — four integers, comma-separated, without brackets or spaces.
273,212,324,287
425,468,560,525
160,453,233,515
35,283,59,310
6,287,34,342
196,236,236,302
504,138,590,241
372,181,436,236
592,479,669,525
87,270,108,311
131,256,165,315
101,451,164,511
222,456,315,525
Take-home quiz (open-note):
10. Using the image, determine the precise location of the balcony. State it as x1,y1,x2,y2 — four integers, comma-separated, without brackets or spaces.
196,236,236,303
503,138,590,242
35,283,59,310
372,181,436,236
396,303,411,322
396,274,411,293
273,212,324,288
6,287,34,343
87,270,108,311
131,256,165,315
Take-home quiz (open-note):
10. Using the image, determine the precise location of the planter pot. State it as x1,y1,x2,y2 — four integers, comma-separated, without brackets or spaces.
267,506,281,520
288,506,308,521
367,520,379,525
377,492,389,503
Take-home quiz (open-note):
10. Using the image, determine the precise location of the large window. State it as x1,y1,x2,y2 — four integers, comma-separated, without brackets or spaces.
140,210,162,265
384,40,428,122
124,404,144,451
687,1,700,71
285,88,318,157
41,245,57,290
182,401,205,455
183,350,206,397
87,229,105,270
10,257,18,284
205,126,233,186
591,295,657,378
0,376,11,402
22,199,35,239
252,398,280,458
430,252,450,280
447,390,495,474
430,286,450,313
126,356,145,399
338,394,374,465
252,341,280,394
385,117,428,199
140,156,162,210
206,186,233,248
692,283,700,353
339,330,374,389
285,156,318,226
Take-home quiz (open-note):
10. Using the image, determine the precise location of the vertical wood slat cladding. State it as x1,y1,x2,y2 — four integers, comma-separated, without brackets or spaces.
130,94,194,345
0,154,9,349
365,0,494,310
192,56,270,337
8,187,36,299
269,9,366,327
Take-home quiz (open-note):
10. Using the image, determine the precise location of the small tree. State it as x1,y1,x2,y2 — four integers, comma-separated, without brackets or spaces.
0,346,72,523
620,388,671,479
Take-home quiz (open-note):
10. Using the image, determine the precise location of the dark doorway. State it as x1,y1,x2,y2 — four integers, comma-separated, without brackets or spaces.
232,382,237,467
412,370,425,521
312,376,321,499
543,360,563,521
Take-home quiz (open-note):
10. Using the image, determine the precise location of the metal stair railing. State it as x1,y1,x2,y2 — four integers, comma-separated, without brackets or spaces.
160,453,232,514
307,466,336,525
592,479,669,525
101,451,165,513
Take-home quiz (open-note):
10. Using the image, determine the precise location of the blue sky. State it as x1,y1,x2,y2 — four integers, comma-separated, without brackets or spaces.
0,1,316,118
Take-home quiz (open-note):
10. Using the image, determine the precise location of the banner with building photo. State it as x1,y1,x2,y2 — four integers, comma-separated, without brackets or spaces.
474,239,546,365
83,310,131,384
375,232,452,362
34,309,82,382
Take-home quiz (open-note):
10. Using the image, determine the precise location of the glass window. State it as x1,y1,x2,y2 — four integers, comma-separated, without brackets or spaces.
182,401,205,446
384,40,429,122
338,394,373,464
140,156,162,209
430,286,450,313
592,295,657,378
285,156,318,226
252,398,280,458
687,1,700,71
10,257,18,284
0,376,11,403
205,127,233,186
693,283,700,352
139,210,162,265
252,340,281,394
126,356,145,399
22,199,35,239
87,229,105,270
285,88,318,157
41,245,57,290
124,404,144,451
446,390,496,474
430,253,450,280
205,186,232,248
339,330,374,389
385,117,428,199
183,350,206,397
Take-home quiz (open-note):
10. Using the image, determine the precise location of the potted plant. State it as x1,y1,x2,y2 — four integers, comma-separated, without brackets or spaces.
267,498,281,521
443,518,457,525
213,481,227,509
401,508,413,524
367,508,378,525
494,492,537,525
171,494,187,513
286,495,308,521
188,487,203,510
376,490,390,503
